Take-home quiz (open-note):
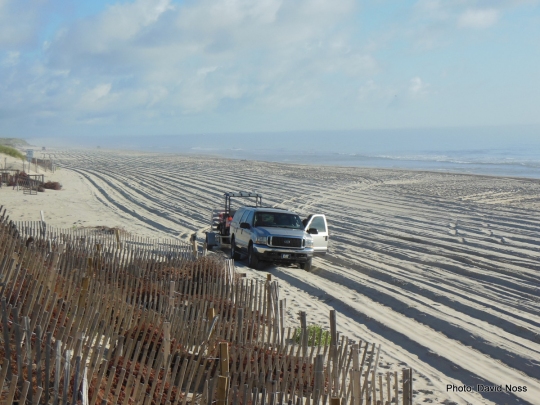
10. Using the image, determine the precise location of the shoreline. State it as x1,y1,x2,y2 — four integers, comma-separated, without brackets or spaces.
21,136,540,180
30,144,540,182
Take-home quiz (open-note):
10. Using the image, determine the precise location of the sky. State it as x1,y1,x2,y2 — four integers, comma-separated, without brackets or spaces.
1,0,539,139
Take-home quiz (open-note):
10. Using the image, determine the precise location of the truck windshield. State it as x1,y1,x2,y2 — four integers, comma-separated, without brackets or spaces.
254,212,303,229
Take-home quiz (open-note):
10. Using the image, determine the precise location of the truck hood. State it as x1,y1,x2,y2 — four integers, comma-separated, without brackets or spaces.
254,227,308,238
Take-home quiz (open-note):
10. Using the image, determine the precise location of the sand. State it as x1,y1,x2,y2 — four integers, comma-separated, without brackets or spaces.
1,148,540,405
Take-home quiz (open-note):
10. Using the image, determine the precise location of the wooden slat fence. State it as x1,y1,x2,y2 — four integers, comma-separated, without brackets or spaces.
31,159,56,173
0,206,413,404
0,171,20,188
13,221,192,260
0,174,44,194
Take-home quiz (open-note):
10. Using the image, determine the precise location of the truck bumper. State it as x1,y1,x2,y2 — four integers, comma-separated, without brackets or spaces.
252,244,313,263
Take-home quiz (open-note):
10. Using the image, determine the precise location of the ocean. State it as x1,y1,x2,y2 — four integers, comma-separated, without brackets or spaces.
31,127,540,179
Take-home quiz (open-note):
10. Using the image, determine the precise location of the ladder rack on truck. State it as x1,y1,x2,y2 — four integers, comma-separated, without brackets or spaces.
205,191,263,250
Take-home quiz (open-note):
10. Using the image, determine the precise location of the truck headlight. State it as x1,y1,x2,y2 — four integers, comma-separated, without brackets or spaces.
304,237,314,248
254,236,268,245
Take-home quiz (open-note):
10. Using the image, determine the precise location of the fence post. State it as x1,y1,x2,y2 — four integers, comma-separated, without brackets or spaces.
314,354,324,404
115,228,121,249
237,307,244,344
352,344,360,405
329,310,337,347
220,342,229,376
1,299,12,382
78,276,90,309
402,368,412,405
266,276,272,342
329,310,338,395
40,210,46,237
169,281,176,313
300,311,308,357
191,233,198,259
217,342,230,405
163,322,171,361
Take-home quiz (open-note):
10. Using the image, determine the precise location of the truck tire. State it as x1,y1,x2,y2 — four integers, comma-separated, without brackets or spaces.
248,244,259,270
205,235,213,251
299,258,312,272
231,236,241,260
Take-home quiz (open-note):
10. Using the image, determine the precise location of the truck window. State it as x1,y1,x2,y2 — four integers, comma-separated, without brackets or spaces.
254,212,303,229
254,212,275,227
240,210,250,224
232,209,245,224
310,216,327,232
245,211,255,226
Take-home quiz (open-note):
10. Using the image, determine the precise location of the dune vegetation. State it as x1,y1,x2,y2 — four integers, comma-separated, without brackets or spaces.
0,137,29,147
0,144,24,160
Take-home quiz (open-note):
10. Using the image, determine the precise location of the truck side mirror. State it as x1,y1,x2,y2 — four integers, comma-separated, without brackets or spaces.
308,228,318,235
240,222,251,229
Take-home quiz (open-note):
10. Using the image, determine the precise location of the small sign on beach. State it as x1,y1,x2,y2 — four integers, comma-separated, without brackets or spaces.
26,149,34,162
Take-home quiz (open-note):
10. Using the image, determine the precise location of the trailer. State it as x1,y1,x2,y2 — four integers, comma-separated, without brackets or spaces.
205,191,263,250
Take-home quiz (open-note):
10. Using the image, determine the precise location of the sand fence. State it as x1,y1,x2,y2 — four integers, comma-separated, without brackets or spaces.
0,206,413,405
0,172,46,195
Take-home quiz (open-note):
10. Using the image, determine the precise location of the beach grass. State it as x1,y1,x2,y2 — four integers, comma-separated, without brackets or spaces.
0,145,24,160
293,324,331,346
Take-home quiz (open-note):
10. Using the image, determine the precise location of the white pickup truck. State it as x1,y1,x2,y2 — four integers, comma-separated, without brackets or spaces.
229,206,328,271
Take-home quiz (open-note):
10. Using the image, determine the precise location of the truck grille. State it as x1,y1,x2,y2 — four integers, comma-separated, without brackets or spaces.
270,237,303,248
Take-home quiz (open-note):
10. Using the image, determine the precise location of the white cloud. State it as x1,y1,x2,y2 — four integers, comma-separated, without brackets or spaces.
78,84,114,110
52,0,173,55
458,8,500,29
1,0,539,134
414,0,450,21
1,50,19,66
358,80,377,97
357,80,390,102
36,0,366,119
89,84,112,100
0,0,46,47
409,77,430,98
408,2,509,49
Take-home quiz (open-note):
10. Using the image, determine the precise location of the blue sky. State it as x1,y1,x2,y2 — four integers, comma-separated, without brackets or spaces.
1,0,539,138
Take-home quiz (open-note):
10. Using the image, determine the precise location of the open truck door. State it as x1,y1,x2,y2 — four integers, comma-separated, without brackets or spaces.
304,214,328,255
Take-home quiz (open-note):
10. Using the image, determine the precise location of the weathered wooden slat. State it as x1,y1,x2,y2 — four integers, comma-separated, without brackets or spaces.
4,374,18,404
0,359,10,389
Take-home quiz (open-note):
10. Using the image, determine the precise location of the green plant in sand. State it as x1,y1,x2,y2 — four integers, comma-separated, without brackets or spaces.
0,145,25,160
293,324,331,346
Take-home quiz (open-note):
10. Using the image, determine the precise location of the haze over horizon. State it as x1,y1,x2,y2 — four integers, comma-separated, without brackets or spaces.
1,0,539,140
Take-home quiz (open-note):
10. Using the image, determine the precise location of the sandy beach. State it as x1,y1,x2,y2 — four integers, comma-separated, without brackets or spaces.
1,149,540,405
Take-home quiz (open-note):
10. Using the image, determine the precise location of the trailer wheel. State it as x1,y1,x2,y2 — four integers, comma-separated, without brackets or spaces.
231,236,241,260
248,244,259,270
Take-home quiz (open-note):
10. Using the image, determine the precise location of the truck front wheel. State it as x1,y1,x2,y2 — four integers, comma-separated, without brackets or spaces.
231,236,241,260
299,258,312,272
248,244,260,270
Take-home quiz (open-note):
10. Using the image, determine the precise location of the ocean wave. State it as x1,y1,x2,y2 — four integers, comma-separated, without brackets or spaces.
190,147,219,151
338,153,540,168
